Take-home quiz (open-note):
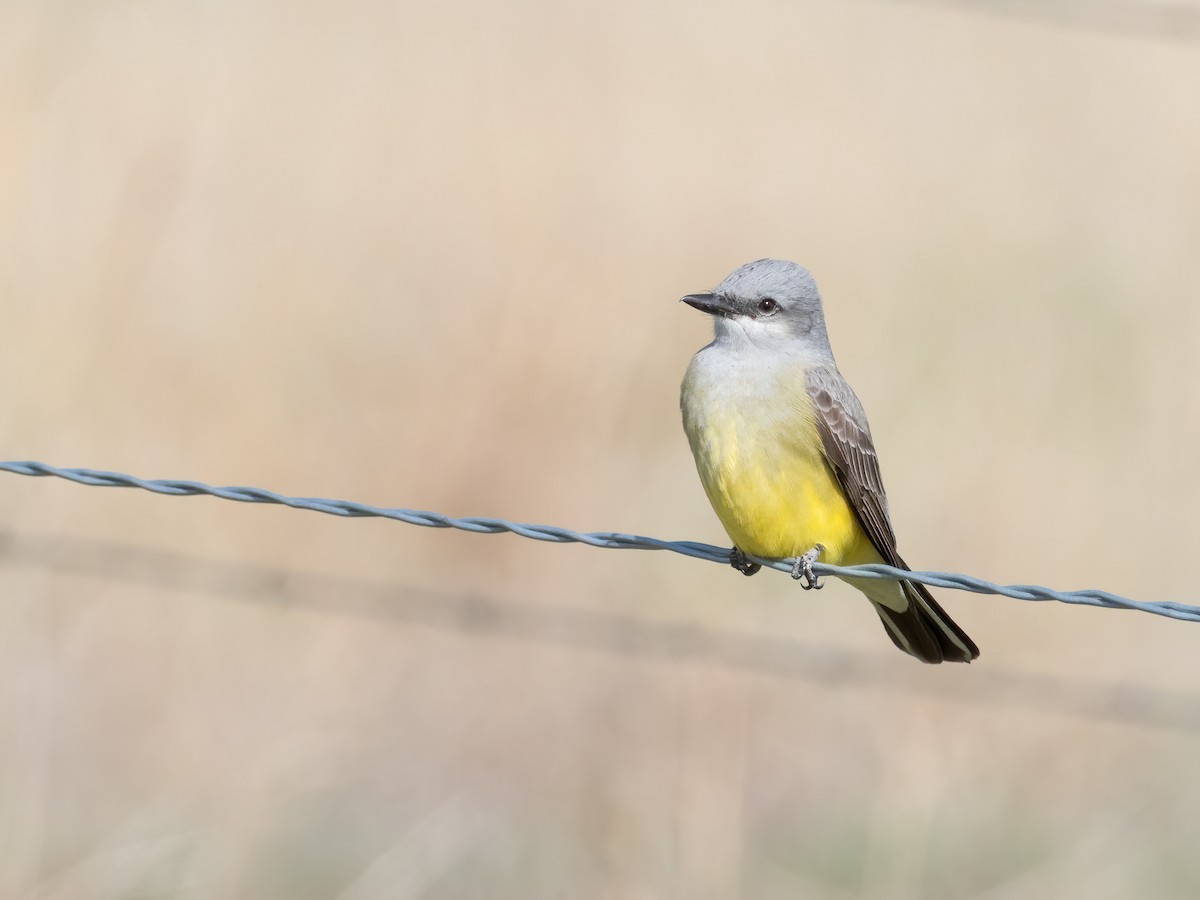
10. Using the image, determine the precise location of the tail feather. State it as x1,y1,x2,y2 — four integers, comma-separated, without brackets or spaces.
872,579,979,664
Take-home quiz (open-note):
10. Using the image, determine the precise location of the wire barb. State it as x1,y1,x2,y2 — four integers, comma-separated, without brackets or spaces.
1,460,1196,623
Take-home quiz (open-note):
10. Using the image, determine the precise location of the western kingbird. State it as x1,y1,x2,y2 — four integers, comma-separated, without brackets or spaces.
679,259,978,664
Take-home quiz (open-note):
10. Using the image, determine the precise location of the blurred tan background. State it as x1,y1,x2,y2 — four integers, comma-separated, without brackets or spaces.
3,0,1200,897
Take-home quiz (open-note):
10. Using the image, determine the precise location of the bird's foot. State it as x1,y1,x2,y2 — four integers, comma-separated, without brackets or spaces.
790,544,826,590
730,547,761,577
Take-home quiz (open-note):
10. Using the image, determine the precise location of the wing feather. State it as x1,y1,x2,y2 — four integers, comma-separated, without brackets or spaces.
804,365,979,663
804,366,898,561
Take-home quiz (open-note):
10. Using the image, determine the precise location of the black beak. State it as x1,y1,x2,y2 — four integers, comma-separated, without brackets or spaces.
680,293,738,318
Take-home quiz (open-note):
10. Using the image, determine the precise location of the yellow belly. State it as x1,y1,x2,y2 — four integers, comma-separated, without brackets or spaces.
682,375,873,566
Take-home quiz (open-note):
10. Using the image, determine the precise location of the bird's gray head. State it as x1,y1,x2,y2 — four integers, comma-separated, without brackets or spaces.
681,259,833,358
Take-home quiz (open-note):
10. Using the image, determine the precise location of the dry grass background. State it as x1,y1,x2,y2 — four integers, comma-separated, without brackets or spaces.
2,0,1200,897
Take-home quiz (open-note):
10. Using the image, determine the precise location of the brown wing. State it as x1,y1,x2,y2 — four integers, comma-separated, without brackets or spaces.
804,365,980,663
804,365,900,564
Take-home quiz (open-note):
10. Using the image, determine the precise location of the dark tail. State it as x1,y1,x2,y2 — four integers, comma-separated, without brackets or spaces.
872,579,979,664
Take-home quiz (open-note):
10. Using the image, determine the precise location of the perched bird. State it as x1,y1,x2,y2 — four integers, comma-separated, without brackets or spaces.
679,259,978,663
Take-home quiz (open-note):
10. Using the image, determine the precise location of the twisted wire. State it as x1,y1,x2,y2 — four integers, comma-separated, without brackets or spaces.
1,460,1195,623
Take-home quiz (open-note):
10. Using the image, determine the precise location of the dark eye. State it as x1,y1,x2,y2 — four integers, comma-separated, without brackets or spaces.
756,298,779,315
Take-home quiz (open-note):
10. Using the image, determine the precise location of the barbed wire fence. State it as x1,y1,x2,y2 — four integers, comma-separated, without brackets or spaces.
2,460,1197,623
3,527,1199,733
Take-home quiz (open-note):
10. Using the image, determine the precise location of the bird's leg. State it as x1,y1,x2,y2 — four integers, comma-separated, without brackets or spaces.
729,546,761,576
790,543,826,590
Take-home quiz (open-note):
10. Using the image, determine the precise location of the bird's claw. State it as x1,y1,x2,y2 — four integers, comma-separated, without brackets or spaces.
730,547,761,577
790,544,825,590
